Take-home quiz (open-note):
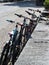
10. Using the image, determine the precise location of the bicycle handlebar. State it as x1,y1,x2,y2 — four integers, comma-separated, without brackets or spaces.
28,9,41,13
6,20,15,23
15,13,37,22
15,13,48,22
15,14,22,17
25,11,32,15
15,13,35,21
25,10,37,17
15,13,27,18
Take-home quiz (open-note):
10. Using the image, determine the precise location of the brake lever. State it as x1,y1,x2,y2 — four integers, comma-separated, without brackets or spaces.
6,20,15,23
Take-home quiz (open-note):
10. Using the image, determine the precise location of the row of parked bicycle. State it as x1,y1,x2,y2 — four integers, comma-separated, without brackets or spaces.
0,8,48,65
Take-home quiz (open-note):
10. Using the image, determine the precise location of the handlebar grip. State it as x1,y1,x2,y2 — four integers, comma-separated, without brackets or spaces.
28,9,32,11
25,11,32,15
6,20,15,23
28,8,36,11
15,13,22,17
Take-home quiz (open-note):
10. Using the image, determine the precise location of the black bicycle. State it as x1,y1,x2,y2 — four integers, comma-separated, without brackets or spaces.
0,24,19,65
0,36,12,65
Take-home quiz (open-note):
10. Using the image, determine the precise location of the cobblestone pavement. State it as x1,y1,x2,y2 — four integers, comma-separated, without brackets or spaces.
0,2,44,57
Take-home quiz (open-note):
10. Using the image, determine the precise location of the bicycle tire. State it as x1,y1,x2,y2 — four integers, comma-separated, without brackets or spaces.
0,42,10,65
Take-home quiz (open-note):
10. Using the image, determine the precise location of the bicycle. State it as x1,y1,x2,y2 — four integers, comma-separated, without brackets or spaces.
0,24,19,65
25,10,48,23
15,14,29,48
15,14,37,45
7,18,29,65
